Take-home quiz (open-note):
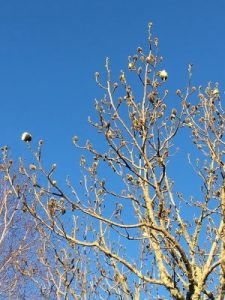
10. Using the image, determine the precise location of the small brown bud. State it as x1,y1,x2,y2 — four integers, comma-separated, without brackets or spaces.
137,67,142,74
148,92,154,103
127,174,133,181
107,129,113,139
146,56,151,64
161,103,167,110
171,108,177,116
119,72,126,83
154,37,159,47
29,163,37,171
158,112,164,118
171,114,176,120
40,189,45,196
73,136,78,144
146,54,155,64
128,62,135,70
133,55,138,61
113,82,118,89
176,89,182,96
146,78,151,85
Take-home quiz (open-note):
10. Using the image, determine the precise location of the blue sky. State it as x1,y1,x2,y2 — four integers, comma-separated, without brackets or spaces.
1,0,225,183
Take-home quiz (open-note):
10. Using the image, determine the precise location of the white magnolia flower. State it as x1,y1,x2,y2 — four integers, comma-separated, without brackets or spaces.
159,70,168,81
21,132,32,142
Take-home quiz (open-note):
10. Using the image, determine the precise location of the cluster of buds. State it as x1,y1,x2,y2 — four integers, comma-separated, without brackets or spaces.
146,54,155,64
128,54,138,71
171,108,177,120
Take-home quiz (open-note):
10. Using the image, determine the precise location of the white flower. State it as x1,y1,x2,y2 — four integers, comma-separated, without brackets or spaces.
159,70,168,81
21,132,32,142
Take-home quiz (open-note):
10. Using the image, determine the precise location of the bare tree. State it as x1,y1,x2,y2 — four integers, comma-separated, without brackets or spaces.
9,23,225,299
0,147,41,299
0,148,70,300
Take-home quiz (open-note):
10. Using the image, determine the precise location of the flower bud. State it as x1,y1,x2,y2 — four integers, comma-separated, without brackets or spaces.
73,136,78,144
21,132,32,142
128,62,135,70
29,163,37,171
158,70,168,81
212,88,219,96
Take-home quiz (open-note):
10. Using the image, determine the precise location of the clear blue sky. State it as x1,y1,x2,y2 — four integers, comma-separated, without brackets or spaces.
1,0,225,182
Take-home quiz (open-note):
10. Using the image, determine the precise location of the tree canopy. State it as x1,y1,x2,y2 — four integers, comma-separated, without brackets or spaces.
1,24,225,300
